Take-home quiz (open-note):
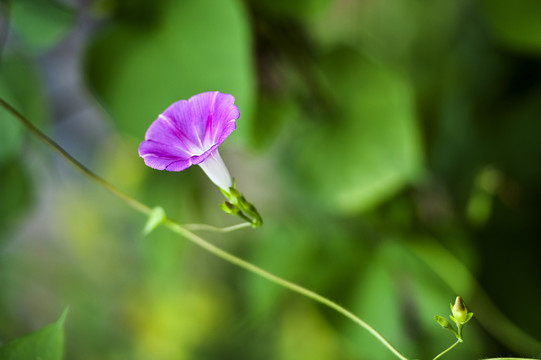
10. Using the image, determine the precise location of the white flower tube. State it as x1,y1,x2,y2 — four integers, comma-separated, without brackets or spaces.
197,149,233,191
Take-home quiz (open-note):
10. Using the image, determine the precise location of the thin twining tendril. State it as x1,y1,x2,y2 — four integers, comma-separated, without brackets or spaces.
0,97,410,360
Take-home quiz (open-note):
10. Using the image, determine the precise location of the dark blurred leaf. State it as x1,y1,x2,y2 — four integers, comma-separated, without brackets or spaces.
292,48,422,213
0,308,67,360
252,93,301,149
0,93,23,164
0,55,47,163
104,0,164,25
489,87,541,186
480,0,541,54
85,0,255,142
251,0,332,21
466,167,501,226
10,0,74,52
0,160,33,228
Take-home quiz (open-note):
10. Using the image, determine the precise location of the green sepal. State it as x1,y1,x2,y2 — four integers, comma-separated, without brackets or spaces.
219,180,263,227
238,195,262,227
220,179,235,201
450,313,474,326
220,187,231,200
219,201,240,215
228,187,241,200
143,206,166,235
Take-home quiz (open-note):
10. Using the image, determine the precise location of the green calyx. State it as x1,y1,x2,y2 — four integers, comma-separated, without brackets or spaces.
220,180,263,227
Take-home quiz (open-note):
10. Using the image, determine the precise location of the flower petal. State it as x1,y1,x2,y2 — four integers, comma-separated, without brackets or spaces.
142,155,191,171
138,140,193,171
153,100,208,154
138,140,191,159
187,91,238,148
143,115,195,154
138,91,239,174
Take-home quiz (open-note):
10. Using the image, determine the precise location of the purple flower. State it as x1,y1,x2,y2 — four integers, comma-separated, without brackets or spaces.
138,91,239,190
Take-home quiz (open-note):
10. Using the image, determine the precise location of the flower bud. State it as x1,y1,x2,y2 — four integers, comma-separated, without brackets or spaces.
451,296,470,324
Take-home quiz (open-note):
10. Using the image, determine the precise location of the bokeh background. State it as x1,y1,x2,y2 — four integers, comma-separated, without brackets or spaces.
1,0,541,359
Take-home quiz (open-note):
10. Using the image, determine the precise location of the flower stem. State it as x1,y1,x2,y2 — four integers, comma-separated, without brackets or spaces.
1,97,409,360
433,339,462,360
184,222,252,233
0,98,153,217
165,220,409,360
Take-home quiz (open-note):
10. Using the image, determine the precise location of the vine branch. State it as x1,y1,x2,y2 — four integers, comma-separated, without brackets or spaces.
0,97,410,360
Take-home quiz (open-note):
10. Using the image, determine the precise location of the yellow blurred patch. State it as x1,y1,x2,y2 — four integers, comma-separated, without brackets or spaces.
95,135,145,193
125,283,231,360
278,301,342,360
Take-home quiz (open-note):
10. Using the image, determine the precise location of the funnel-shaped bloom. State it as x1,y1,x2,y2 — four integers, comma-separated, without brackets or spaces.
138,91,239,190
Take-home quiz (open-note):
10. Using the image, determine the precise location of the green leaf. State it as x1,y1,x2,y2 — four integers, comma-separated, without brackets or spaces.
10,0,74,52
0,308,68,360
292,48,422,213
142,206,166,235
85,0,255,142
480,0,541,54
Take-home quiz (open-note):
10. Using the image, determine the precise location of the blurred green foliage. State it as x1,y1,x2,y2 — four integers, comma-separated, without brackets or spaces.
10,0,74,52
0,56,47,162
1,0,541,359
480,0,541,54
290,48,421,213
85,0,255,141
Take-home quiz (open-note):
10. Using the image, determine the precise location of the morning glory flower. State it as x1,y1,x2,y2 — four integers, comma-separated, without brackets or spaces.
139,91,262,227
138,91,238,191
